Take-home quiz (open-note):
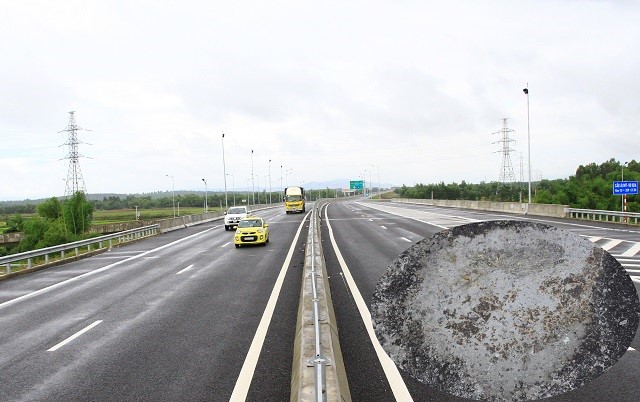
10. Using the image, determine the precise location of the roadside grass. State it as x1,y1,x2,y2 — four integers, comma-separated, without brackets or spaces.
370,191,398,200
2,208,225,229
92,207,223,225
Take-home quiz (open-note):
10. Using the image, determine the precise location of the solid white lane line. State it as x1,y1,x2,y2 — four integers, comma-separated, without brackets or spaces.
176,264,194,275
221,242,231,248
621,242,640,257
401,237,412,243
48,320,103,352
380,226,387,229
602,239,623,251
93,256,135,259
325,205,414,401
0,226,219,310
229,211,310,401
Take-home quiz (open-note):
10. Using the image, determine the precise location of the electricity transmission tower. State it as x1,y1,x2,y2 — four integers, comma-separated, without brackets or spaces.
59,111,90,197
493,118,516,184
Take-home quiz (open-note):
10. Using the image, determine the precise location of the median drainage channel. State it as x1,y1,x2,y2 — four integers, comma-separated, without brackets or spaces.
291,202,351,401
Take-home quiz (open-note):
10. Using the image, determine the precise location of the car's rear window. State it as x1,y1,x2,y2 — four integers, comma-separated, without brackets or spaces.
228,207,246,214
239,219,262,228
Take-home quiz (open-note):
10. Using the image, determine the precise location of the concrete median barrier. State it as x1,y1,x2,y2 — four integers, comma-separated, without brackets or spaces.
371,220,640,401
291,204,351,402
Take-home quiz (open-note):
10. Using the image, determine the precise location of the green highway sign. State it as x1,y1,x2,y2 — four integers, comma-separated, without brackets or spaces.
350,180,364,190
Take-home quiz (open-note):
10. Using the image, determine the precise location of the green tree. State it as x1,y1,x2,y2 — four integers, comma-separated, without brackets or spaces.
18,218,70,252
63,192,93,235
5,214,24,233
37,197,62,220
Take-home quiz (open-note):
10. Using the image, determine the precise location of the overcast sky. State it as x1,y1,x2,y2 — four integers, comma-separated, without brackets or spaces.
1,0,639,201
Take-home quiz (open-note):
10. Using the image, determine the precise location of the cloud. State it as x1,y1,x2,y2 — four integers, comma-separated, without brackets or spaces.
2,0,640,200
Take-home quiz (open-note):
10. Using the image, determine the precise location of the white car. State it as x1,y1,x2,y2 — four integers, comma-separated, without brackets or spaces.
224,206,250,231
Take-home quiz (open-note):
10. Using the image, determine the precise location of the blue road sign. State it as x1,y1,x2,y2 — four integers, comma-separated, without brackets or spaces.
613,181,639,195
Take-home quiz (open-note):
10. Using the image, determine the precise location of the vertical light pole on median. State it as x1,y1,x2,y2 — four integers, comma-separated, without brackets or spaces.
280,165,284,201
372,164,381,198
523,85,532,204
222,132,228,209
166,174,175,217
227,173,235,206
251,149,255,206
269,159,272,204
247,178,251,206
202,178,208,213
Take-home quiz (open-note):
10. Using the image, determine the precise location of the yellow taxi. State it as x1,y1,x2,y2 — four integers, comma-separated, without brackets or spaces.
234,216,269,248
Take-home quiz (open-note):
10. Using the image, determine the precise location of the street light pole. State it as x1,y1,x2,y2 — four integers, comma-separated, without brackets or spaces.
227,173,235,206
247,178,251,206
251,149,255,206
523,85,532,204
222,132,228,209
269,159,272,204
166,174,175,217
522,82,531,204
286,168,292,188
372,164,381,198
202,178,208,213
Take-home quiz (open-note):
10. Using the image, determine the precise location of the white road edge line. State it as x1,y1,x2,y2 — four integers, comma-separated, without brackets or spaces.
176,264,194,275
401,237,412,243
325,204,414,401
0,225,221,310
356,202,448,230
229,211,310,401
48,320,103,352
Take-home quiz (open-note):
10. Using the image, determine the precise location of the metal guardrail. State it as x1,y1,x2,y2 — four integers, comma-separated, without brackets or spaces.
310,205,327,401
0,224,159,275
566,208,640,224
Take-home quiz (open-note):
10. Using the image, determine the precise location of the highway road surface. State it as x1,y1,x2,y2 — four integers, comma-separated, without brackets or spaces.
0,207,307,401
1,199,639,401
321,199,640,401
